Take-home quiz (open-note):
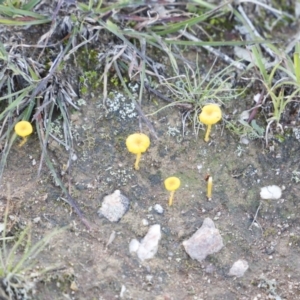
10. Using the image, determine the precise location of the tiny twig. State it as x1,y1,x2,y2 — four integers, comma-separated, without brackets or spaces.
247,89,265,123
61,195,92,230
249,201,263,232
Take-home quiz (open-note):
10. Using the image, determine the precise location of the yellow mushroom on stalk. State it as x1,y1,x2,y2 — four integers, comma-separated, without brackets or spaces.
14,121,33,147
199,104,222,142
207,176,213,199
126,133,150,170
164,177,181,206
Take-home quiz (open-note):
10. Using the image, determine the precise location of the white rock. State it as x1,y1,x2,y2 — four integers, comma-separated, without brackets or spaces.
260,185,282,200
154,204,164,214
129,239,140,254
98,190,130,222
182,218,224,262
142,219,149,226
228,259,249,277
120,285,126,298
136,224,161,261
33,217,41,223
240,136,250,145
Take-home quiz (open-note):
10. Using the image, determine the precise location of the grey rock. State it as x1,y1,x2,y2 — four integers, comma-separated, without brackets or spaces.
98,190,130,222
228,259,249,277
182,218,224,262
133,224,161,261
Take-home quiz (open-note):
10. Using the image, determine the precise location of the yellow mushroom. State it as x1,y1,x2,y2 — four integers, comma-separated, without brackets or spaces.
164,177,181,206
199,104,222,142
126,133,150,170
14,120,33,147
207,176,213,199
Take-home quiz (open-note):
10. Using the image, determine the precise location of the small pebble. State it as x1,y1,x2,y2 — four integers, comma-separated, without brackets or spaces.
154,204,164,214
33,217,41,223
142,219,149,226
228,259,249,277
145,275,153,283
71,153,77,161
129,239,140,254
70,281,78,291
120,285,126,298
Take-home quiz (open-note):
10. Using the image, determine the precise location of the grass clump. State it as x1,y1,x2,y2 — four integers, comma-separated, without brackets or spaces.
0,186,65,299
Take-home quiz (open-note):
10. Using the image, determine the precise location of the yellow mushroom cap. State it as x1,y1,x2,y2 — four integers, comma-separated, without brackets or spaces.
14,121,33,138
199,104,222,125
126,133,150,154
164,177,181,191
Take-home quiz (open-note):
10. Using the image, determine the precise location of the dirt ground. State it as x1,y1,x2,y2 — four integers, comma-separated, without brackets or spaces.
1,82,300,300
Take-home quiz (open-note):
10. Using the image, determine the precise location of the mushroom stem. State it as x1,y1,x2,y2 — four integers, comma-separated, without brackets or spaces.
204,124,212,142
168,191,175,206
19,137,27,147
207,176,213,199
134,152,142,170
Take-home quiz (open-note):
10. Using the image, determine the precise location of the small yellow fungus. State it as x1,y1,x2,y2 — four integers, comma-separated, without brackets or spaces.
14,120,33,147
164,176,181,206
207,176,213,199
199,104,222,142
126,133,150,170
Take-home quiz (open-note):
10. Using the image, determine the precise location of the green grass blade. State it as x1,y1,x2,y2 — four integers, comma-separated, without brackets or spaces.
0,87,34,121
294,42,300,84
0,17,50,26
163,39,271,47
22,0,41,11
12,226,65,274
0,5,47,19
152,11,216,35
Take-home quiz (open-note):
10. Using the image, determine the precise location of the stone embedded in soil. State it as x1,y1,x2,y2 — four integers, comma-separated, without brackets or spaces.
182,218,224,262
228,259,249,277
98,190,130,222
154,204,164,214
260,185,282,200
130,224,161,261
129,239,140,254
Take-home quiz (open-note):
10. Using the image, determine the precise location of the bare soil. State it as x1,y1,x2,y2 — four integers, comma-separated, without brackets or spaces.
1,87,300,300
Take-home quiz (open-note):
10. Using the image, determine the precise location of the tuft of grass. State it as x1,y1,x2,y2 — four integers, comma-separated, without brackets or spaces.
0,185,65,299
146,53,250,138
245,42,300,144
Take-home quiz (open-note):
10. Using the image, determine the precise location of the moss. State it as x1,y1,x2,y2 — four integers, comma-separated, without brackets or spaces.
263,227,276,238
289,235,300,248
76,48,102,95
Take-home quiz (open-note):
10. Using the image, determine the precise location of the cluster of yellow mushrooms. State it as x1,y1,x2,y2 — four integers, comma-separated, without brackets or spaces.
14,104,221,205
126,103,222,205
